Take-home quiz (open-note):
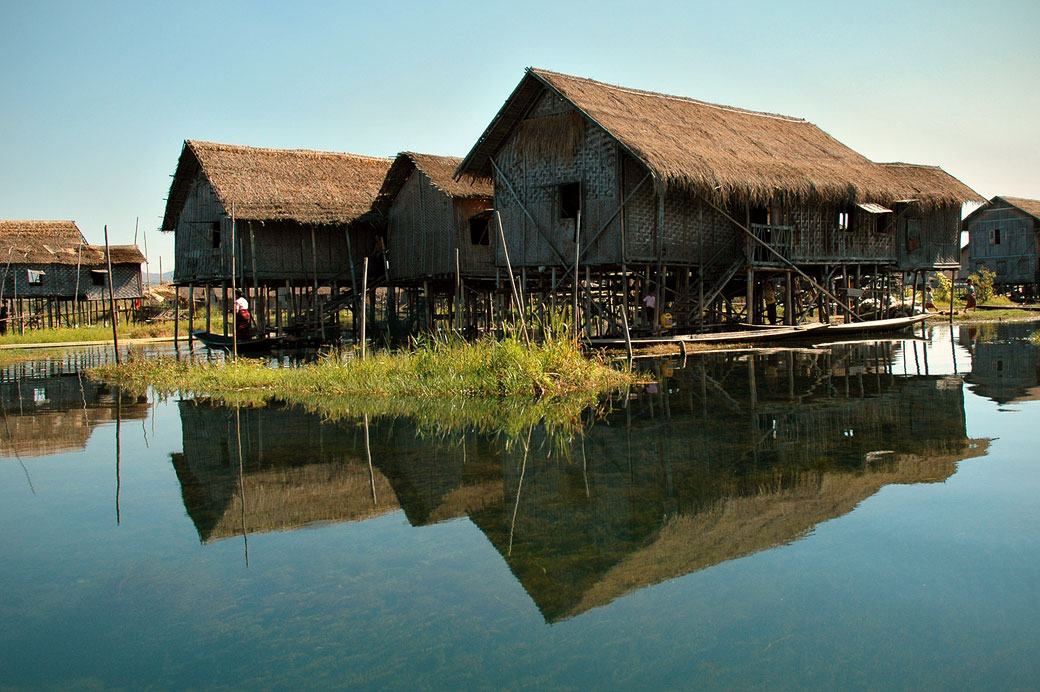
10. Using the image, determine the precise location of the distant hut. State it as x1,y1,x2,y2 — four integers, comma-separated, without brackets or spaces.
373,152,494,331
455,68,982,333
0,220,145,332
962,196,1040,297
160,140,392,339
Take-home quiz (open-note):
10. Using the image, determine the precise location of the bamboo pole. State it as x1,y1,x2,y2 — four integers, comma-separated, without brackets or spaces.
360,258,368,360
493,211,529,344
231,203,237,359
104,225,120,365
573,210,581,340
73,241,82,326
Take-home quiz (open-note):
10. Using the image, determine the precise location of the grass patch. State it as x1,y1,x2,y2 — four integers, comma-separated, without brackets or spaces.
1031,330,1040,346
927,306,1040,323
90,332,634,401
0,321,175,346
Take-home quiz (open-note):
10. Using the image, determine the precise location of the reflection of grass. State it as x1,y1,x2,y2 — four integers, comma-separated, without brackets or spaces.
90,333,632,437
1030,330,1040,345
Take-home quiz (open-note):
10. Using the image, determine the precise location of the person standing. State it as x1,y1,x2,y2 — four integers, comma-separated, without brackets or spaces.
965,278,977,312
763,282,778,325
0,301,8,337
642,290,656,326
234,290,251,340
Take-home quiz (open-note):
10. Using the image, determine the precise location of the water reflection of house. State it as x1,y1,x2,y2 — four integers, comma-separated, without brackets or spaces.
0,370,147,458
167,346,986,622
962,322,1040,404
172,401,399,543
469,346,985,622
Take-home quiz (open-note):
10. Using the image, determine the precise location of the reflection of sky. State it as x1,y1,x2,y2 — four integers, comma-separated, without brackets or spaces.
1,325,1039,691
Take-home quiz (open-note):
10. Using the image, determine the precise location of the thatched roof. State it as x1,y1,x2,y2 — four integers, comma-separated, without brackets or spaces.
1000,196,1040,220
963,195,1040,225
373,152,493,217
457,68,981,207
161,140,393,231
879,163,984,205
0,220,145,266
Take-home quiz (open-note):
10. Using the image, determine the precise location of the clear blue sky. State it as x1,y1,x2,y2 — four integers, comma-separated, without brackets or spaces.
2,0,1038,275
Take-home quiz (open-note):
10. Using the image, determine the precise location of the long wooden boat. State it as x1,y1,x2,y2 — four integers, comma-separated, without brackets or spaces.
191,330,287,354
817,313,929,336
588,323,828,348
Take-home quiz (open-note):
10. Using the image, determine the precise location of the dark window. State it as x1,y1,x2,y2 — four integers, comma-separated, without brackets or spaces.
90,270,106,287
990,228,1001,245
559,182,580,220
469,216,490,246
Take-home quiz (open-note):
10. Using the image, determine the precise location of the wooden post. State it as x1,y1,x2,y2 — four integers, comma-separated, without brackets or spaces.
173,286,180,349
104,225,120,365
188,282,195,347
454,247,462,332
949,270,955,323
746,269,755,325
785,271,794,325
360,258,368,360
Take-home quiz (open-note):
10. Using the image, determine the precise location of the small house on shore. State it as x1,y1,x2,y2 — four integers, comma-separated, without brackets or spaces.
963,196,1040,295
455,68,982,332
0,220,145,331
161,140,392,337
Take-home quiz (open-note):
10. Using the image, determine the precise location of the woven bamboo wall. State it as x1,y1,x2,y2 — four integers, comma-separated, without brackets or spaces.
1,263,142,300
387,169,493,282
965,204,1038,282
172,173,364,285
494,90,623,267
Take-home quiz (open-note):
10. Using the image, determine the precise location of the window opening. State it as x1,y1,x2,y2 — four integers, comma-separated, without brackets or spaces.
212,221,222,249
559,182,580,220
27,269,44,285
469,216,490,246
90,270,107,287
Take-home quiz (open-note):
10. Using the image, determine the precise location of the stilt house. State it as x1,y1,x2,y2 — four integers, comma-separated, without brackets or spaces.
962,196,1040,292
0,220,144,330
455,68,982,332
374,152,494,284
161,140,393,335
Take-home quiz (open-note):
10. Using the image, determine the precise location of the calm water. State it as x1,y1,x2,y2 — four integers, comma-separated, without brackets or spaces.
1,323,1038,691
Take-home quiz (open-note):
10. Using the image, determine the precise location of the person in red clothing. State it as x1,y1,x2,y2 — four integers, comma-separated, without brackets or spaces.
234,290,251,340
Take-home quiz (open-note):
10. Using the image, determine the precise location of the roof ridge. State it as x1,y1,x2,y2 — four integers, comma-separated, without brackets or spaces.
187,139,392,163
529,67,809,124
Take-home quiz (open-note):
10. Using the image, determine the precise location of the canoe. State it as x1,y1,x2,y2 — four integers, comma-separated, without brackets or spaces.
588,323,828,348
191,330,287,354
817,313,929,336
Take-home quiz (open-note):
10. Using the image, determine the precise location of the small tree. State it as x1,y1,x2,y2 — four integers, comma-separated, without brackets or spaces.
969,267,996,303
934,273,952,303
